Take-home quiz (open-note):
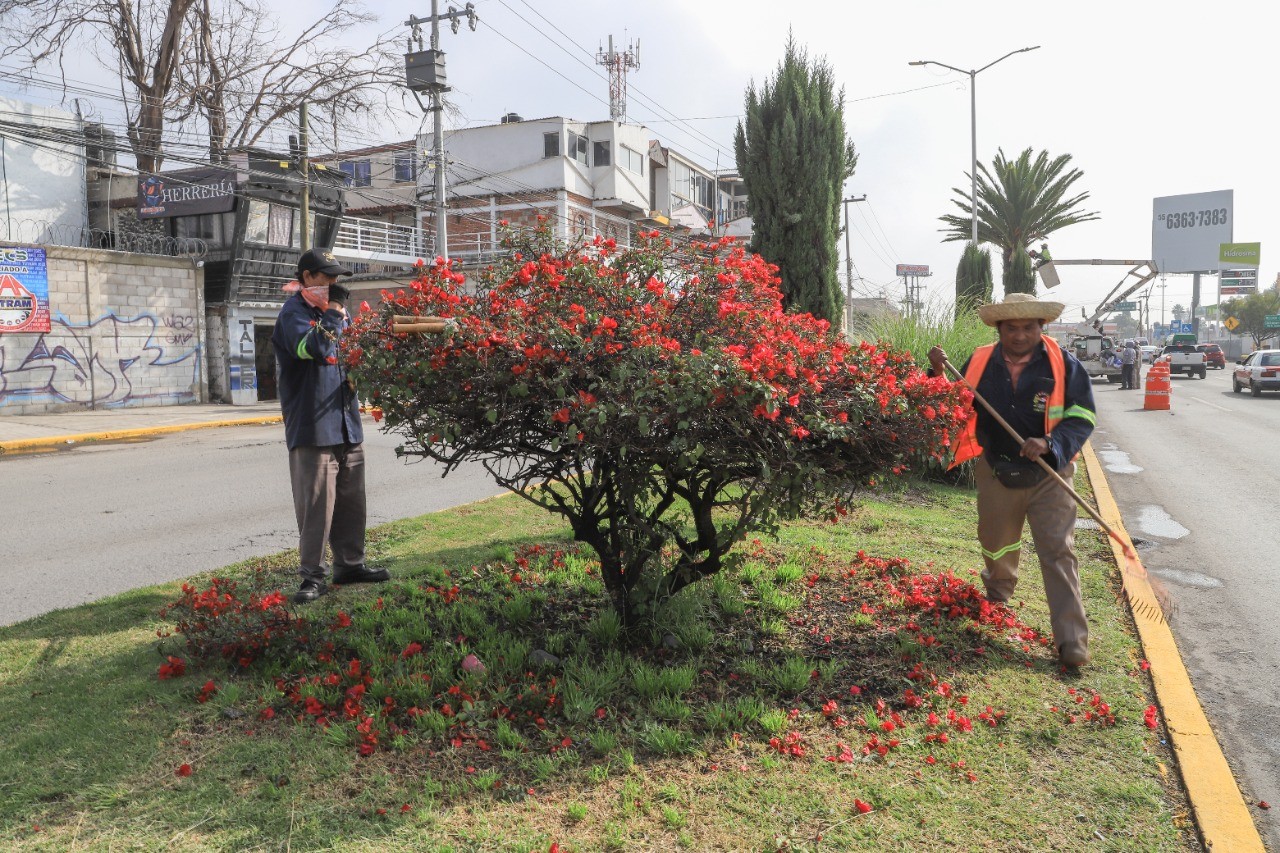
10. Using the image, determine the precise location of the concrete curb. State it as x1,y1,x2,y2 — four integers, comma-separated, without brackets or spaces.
0,416,283,455
1082,442,1264,851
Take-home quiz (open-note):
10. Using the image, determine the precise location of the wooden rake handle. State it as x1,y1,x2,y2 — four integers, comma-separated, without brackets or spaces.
391,315,451,334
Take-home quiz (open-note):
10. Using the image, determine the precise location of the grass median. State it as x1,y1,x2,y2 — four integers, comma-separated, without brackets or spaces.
0,476,1195,851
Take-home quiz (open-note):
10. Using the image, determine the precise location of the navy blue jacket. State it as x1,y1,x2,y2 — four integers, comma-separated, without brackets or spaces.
271,292,363,451
959,340,1096,470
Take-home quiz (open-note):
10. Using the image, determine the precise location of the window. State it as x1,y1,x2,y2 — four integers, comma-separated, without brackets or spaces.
593,141,611,167
245,200,299,247
338,160,371,187
244,200,270,244
565,130,589,165
267,204,295,247
543,132,560,158
394,155,417,183
619,144,644,175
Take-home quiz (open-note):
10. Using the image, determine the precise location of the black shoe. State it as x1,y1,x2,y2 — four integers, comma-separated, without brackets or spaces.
332,565,391,586
294,578,329,604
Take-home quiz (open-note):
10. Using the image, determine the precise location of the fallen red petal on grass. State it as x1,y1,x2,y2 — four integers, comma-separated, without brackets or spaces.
854,799,873,814
176,763,192,777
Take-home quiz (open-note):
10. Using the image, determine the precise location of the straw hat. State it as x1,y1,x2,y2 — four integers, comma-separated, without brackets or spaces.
977,292,1064,327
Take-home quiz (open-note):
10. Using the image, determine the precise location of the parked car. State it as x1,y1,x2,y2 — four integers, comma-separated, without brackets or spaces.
1196,343,1226,369
1233,350,1280,396
1139,345,1159,364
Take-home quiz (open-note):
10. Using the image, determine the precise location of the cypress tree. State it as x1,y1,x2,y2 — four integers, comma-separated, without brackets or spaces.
954,242,993,317
733,36,857,322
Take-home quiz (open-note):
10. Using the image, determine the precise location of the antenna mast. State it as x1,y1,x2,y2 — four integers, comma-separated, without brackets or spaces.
595,35,640,122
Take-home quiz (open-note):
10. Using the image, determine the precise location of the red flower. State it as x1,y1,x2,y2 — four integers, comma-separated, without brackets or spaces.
176,763,193,777
157,656,186,680
854,799,873,814
552,407,571,424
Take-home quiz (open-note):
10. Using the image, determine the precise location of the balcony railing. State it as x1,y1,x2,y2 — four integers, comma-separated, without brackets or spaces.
332,217,432,266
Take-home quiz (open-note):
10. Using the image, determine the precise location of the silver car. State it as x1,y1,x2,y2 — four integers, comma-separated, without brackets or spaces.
1232,350,1280,396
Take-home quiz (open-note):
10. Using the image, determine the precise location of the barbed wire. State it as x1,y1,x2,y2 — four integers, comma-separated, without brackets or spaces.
1,219,209,259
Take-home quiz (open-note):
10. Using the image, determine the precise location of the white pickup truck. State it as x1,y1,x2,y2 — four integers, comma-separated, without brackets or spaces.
1160,344,1207,379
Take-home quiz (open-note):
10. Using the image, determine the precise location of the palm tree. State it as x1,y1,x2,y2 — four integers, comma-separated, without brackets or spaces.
940,147,1100,294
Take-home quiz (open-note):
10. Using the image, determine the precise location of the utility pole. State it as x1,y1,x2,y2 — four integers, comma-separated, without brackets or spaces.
404,2,478,259
841,194,866,334
596,36,640,123
298,102,310,251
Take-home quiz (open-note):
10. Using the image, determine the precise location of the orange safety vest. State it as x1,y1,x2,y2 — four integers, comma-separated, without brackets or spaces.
949,342,1067,470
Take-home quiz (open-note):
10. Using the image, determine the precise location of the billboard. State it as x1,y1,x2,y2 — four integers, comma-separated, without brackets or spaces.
0,246,51,334
1152,190,1232,274
896,264,930,276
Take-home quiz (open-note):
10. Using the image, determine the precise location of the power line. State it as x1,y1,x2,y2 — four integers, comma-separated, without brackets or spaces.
503,1,730,165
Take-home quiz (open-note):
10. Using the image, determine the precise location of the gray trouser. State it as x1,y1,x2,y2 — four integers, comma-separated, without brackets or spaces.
288,443,367,581
975,455,1089,651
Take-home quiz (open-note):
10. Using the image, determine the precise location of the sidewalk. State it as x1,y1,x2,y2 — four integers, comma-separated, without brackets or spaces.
0,402,283,453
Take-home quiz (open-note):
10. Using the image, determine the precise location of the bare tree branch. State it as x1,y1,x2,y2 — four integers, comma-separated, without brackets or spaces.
0,0,404,171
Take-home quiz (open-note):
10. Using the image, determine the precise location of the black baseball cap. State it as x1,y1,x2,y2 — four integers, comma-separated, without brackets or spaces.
297,247,353,278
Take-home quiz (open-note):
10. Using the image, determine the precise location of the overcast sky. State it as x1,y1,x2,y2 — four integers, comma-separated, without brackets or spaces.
6,0,1277,327
361,0,1275,327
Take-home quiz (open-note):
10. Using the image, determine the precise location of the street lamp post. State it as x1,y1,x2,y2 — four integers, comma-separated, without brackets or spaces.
909,46,1040,245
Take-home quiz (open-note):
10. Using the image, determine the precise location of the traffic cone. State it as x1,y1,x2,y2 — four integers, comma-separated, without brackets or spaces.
1144,366,1171,411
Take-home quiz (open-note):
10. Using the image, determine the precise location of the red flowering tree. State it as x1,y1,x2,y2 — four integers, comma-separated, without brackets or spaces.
345,225,969,629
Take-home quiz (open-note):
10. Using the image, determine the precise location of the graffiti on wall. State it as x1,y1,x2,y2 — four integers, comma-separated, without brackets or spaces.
0,312,201,407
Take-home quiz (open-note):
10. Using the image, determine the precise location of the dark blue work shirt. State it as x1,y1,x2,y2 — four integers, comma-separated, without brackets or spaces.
271,292,363,451
958,339,1096,470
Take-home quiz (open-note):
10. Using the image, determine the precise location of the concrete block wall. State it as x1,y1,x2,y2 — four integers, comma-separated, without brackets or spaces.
0,242,206,414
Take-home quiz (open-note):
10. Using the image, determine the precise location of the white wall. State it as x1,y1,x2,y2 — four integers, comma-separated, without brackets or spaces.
425,118,653,213
0,97,87,244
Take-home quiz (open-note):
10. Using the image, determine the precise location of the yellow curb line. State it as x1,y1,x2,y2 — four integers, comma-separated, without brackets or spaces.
1082,441,1264,851
0,416,283,454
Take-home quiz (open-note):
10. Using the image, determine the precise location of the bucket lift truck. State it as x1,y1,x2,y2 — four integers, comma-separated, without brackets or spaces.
1037,258,1160,383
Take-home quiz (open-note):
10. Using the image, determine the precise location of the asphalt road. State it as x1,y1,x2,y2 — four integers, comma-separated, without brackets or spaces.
1090,364,1279,847
0,423,508,626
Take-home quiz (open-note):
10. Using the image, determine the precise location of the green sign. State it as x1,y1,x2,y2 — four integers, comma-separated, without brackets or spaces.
1113,301,1137,311
1265,314,1280,329
1219,242,1261,267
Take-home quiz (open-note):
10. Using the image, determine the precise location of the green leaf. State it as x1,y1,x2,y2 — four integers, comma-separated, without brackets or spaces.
485,409,498,424
638,416,650,436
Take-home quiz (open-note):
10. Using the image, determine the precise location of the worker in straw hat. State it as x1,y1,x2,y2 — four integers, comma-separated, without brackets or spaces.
928,293,1098,669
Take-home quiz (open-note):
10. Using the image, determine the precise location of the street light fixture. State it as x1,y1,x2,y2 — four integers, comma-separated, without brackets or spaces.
909,46,1041,245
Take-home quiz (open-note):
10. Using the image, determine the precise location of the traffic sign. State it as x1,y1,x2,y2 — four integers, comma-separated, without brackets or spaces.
1224,316,1240,332
1265,315,1280,330
1113,301,1137,311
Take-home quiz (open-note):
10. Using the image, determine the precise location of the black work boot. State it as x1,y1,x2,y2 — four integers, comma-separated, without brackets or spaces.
294,578,329,604
332,565,391,586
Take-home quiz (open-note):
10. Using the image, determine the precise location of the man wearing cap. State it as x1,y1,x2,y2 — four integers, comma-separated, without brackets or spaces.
1120,340,1138,390
272,248,390,604
928,293,1097,668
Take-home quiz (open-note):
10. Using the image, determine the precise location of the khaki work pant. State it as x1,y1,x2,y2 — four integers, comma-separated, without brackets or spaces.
975,455,1089,652
289,443,367,581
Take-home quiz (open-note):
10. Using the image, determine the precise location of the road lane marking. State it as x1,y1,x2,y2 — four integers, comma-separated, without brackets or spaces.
1182,394,1232,412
